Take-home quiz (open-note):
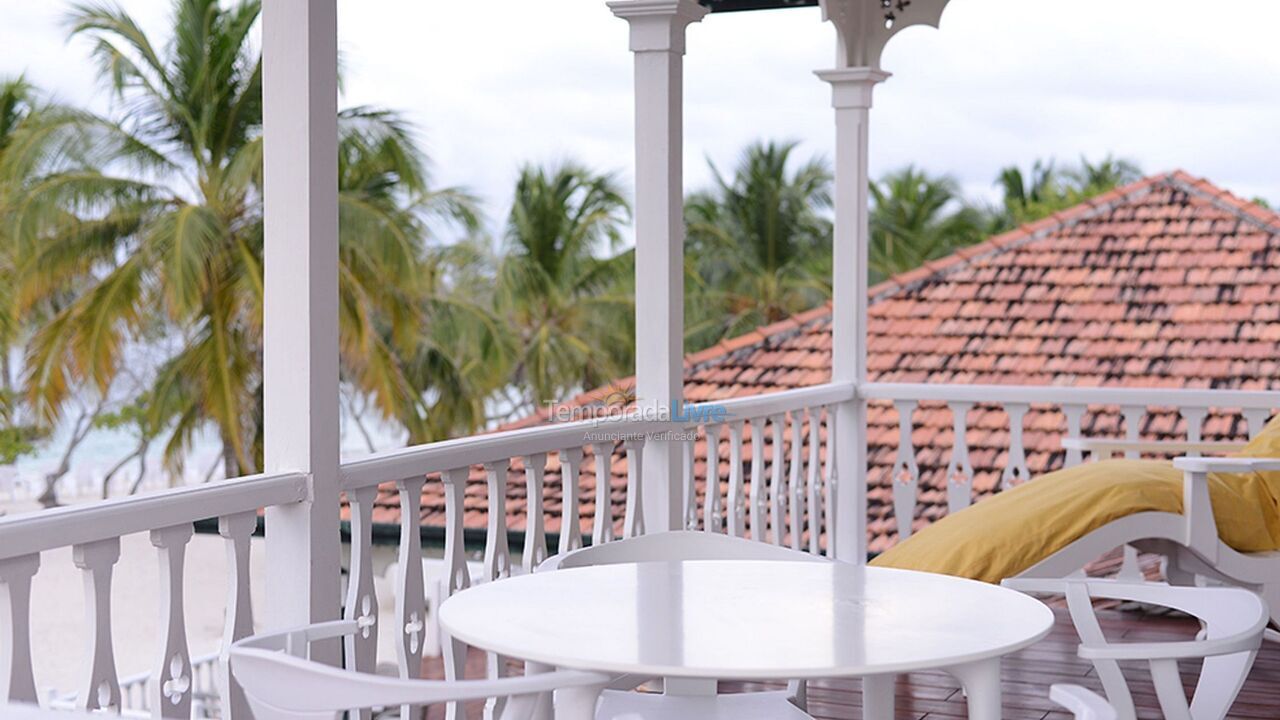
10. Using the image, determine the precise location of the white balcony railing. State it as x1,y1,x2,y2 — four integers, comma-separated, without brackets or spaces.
860,383,1279,542
0,472,308,716
2,380,1278,718
337,381,853,706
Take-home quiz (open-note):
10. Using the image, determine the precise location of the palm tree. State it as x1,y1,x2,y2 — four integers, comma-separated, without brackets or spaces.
869,166,985,283
19,0,480,478
1065,155,1141,196
0,77,39,408
684,141,831,349
495,161,632,415
0,77,99,471
995,155,1140,229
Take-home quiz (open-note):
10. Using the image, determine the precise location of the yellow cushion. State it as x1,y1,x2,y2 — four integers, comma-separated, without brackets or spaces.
872,418,1280,583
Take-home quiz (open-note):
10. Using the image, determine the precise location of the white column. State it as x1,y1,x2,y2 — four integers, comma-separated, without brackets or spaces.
817,0,948,563
608,0,707,534
818,68,886,563
261,0,342,660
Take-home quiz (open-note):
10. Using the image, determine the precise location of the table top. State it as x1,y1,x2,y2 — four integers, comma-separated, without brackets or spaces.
439,560,1054,679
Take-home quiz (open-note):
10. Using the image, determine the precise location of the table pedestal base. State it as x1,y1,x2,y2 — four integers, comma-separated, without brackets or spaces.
863,658,1002,720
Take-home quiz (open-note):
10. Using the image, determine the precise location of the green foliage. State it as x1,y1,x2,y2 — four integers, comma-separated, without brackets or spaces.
495,162,633,412
0,389,45,464
869,166,985,284
685,140,832,351
18,0,485,478
2,3,1158,478
993,155,1141,230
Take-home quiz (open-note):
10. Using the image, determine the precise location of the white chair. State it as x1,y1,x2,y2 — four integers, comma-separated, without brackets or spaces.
1005,579,1268,720
1050,684,1118,720
1016,445,1280,635
540,529,823,571
230,619,610,720
541,531,822,720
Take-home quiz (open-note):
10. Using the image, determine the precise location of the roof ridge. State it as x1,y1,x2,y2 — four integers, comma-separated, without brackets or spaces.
1164,170,1280,235
689,171,1175,369
867,171,1171,302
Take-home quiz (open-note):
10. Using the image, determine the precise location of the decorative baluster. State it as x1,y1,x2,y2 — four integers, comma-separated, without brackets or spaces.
1118,405,1148,581
726,422,746,537
682,436,698,530
703,425,723,533
441,468,473,720
1180,407,1208,454
344,488,379,720
1244,408,1271,439
0,555,39,705
73,538,122,713
946,402,975,513
807,409,823,554
824,407,838,554
482,461,512,720
749,422,766,542
150,524,194,719
769,415,786,545
483,463,512,580
1001,403,1032,488
523,454,549,571
622,439,646,538
558,449,585,553
591,442,615,546
891,401,920,541
1121,405,1145,459
1062,404,1087,467
395,478,427,720
218,512,255,720
442,470,474,596
787,412,806,550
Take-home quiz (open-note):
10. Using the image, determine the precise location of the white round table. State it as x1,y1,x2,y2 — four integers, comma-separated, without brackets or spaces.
439,560,1054,719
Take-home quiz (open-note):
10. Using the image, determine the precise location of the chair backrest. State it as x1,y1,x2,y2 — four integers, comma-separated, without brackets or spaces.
0,705,102,720
1008,579,1267,720
230,620,609,720
539,530,826,572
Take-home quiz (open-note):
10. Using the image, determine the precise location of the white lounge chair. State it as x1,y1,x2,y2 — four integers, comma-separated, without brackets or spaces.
540,530,819,720
1006,579,1268,720
230,619,610,720
1013,441,1280,633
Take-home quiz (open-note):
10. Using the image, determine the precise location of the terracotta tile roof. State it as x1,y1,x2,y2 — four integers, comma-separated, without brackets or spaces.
353,171,1280,554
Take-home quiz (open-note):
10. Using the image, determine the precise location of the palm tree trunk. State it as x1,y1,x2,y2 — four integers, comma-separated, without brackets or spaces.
221,433,240,481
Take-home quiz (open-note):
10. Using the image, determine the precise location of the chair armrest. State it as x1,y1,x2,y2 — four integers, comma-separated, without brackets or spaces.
1077,633,1262,662
1001,577,1078,595
1172,455,1280,556
1061,438,1245,457
1171,456,1280,473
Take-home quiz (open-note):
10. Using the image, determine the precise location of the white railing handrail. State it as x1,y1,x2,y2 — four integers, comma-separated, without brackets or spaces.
690,382,855,426
340,383,856,491
0,471,308,559
860,382,1280,409
340,416,669,490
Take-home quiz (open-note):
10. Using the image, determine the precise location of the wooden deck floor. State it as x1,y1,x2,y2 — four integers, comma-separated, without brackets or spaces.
422,608,1280,719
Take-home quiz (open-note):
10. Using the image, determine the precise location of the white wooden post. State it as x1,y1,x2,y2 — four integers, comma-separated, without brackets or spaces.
818,66,884,563
261,0,342,662
817,0,948,562
608,0,707,534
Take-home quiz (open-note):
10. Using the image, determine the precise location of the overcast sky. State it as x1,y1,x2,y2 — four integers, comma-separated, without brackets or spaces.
4,0,1280,241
